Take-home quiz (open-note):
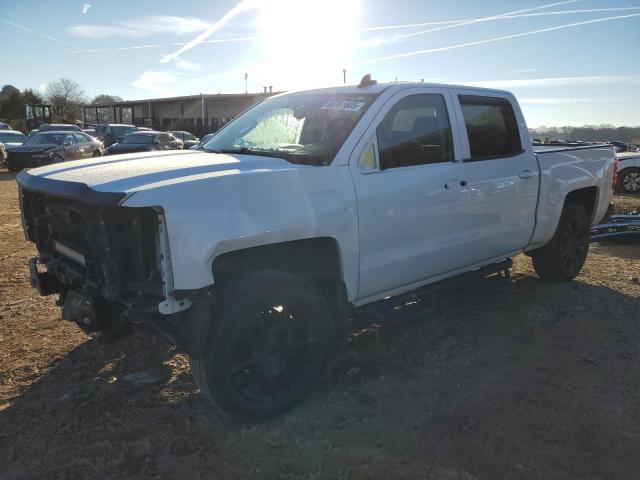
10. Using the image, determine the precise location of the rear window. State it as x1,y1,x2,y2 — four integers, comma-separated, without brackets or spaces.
122,134,154,144
459,95,522,160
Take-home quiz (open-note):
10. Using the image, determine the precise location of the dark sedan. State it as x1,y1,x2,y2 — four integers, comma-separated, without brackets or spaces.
105,131,183,155
169,130,199,148
190,133,215,150
5,131,104,171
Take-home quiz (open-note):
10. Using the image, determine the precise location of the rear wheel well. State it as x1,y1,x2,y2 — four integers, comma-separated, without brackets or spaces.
212,238,348,337
564,187,597,221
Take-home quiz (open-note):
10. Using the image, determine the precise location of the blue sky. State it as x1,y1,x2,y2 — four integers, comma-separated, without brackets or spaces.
1,0,639,127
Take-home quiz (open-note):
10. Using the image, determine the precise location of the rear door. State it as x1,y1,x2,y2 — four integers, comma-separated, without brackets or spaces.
349,87,471,301
62,134,80,160
450,90,539,262
74,133,92,158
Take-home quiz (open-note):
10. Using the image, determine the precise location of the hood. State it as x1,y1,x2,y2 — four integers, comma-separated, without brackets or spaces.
17,149,300,197
7,143,58,153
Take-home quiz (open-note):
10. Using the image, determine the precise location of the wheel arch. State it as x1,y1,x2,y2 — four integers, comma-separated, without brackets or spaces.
564,185,598,221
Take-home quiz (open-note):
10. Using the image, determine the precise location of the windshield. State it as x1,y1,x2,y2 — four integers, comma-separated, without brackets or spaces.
28,133,66,145
121,134,154,144
112,126,137,138
202,93,377,165
0,132,27,144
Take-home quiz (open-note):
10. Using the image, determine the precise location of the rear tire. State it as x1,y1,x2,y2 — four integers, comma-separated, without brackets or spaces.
92,150,101,157
618,168,640,194
191,270,335,418
531,203,591,282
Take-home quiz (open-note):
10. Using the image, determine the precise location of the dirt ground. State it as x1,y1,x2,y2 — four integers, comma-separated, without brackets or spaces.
1,170,639,480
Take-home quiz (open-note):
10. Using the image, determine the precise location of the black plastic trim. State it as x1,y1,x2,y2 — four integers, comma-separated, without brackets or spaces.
16,170,126,206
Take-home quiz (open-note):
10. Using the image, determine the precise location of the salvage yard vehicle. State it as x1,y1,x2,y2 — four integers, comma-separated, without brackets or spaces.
617,152,640,194
17,78,616,418
95,124,137,147
6,131,103,171
169,130,200,149
104,131,183,155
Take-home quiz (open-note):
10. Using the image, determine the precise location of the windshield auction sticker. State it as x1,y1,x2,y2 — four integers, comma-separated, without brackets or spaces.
321,100,366,112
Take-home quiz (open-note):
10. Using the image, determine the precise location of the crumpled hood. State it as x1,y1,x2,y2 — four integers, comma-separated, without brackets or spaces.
19,149,300,196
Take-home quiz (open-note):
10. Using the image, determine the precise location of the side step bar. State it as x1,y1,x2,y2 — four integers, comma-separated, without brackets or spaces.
353,259,512,319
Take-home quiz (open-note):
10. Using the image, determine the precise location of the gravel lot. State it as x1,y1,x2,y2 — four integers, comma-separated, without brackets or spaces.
1,169,639,480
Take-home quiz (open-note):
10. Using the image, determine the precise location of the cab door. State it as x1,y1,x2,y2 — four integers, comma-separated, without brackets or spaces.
449,90,539,262
349,88,470,301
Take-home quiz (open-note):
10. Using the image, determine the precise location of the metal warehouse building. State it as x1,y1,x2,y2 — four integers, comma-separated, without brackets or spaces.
83,91,277,137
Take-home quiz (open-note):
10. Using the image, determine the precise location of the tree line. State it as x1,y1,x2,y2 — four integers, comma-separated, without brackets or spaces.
529,125,640,145
0,78,122,131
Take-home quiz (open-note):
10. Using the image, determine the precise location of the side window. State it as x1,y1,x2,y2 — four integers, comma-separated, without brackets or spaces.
64,134,76,144
74,133,88,143
458,95,522,160
376,94,453,170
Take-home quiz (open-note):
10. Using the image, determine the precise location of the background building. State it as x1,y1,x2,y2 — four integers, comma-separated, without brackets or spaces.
83,90,278,137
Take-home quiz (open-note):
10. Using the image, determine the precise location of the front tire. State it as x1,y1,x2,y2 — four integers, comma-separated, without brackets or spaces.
192,271,335,418
531,203,591,282
618,168,640,194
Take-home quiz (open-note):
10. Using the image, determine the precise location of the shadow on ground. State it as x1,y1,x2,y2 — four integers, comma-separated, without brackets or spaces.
1,272,639,479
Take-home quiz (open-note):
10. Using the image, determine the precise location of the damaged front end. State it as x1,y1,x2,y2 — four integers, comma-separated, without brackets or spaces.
18,176,207,353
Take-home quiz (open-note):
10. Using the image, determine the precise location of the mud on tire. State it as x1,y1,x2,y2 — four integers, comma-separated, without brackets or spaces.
531,203,591,282
189,270,335,418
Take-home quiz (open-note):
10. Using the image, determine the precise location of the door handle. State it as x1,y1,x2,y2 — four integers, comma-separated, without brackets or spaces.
519,170,537,179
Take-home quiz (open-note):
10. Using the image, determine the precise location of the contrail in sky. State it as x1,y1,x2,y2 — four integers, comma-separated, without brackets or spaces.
0,19,116,63
374,0,583,43
160,0,256,64
79,36,257,54
355,13,640,66
360,6,640,31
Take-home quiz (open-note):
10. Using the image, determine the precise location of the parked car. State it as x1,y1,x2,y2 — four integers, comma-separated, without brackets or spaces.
616,151,640,193
0,130,29,168
608,141,632,153
83,128,97,137
104,131,182,155
5,131,103,170
169,130,199,149
190,133,215,150
38,124,82,132
0,130,28,147
0,122,12,130
95,124,137,147
17,79,616,418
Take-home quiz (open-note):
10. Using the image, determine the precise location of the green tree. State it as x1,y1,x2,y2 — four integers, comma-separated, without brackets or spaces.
91,94,124,105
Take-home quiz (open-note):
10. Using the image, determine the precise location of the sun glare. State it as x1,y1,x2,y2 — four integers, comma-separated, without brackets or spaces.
257,0,361,89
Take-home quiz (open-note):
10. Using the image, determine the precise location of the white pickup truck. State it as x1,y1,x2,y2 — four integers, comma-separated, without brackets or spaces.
17,77,617,417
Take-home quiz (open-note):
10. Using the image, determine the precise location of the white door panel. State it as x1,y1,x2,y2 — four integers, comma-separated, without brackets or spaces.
349,87,469,300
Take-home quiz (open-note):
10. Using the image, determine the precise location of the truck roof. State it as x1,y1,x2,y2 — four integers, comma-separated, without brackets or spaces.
288,81,512,97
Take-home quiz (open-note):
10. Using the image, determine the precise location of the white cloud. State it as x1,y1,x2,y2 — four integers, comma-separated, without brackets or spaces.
81,3,91,14
174,59,202,71
69,16,211,38
39,83,48,92
132,70,178,94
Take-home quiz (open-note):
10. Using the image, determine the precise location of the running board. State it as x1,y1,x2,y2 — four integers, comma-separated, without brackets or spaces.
353,259,512,319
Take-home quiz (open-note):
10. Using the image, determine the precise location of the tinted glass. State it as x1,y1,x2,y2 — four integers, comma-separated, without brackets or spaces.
459,95,522,159
29,133,66,145
0,132,27,144
122,134,154,144
74,133,90,143
203,93,377,165
64,134,77,144
376,94,453,169
112,126,136,138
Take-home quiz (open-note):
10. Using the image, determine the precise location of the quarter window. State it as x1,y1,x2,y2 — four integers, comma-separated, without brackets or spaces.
459,95,522,160
376,94,453,169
